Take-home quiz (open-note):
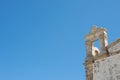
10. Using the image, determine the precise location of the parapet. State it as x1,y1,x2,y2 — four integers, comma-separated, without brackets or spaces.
107,38,120,55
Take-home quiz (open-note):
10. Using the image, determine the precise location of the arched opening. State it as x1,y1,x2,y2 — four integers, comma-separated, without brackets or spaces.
94,39,100,52
92,39,100,56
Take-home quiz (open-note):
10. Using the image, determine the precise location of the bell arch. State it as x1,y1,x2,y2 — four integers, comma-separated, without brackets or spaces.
85,26,108,59
84,26,109,80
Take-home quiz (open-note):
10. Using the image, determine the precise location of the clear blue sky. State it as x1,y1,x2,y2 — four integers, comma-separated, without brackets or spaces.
0,0,120,80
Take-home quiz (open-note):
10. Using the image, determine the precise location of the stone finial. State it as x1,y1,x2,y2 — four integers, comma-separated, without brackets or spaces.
90,25,97,34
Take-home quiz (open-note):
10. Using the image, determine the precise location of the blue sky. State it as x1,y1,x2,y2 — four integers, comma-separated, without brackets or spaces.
0,0,120,80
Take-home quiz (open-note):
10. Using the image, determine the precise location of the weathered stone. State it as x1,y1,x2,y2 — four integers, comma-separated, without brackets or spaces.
93,54,120,80
84,26,120,80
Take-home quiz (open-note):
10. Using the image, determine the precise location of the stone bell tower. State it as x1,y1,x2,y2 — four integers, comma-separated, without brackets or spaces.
84,26,109,80
84,26,120,80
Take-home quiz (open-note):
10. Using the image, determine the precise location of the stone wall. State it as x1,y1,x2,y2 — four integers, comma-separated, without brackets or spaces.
93,53,120,80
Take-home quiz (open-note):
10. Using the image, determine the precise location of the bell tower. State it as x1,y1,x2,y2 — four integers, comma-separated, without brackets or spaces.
84,26,108,80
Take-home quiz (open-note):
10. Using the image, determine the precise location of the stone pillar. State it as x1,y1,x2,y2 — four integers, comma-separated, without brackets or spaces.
85,40,93,58
99,32,108,54
85,63,93,80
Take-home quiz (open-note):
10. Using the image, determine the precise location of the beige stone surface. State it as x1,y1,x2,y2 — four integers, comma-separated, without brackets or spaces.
108,39,120,54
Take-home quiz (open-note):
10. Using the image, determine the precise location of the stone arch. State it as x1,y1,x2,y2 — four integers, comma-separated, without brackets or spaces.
85,26,108,59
